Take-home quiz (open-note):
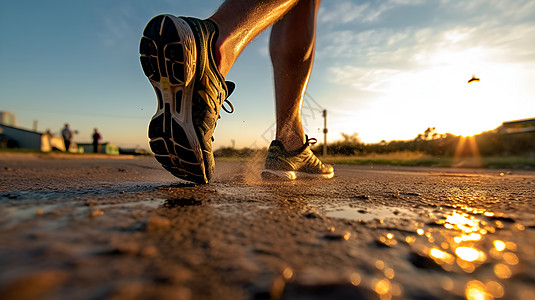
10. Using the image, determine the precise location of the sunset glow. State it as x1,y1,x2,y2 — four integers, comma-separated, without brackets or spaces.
2,1,534,148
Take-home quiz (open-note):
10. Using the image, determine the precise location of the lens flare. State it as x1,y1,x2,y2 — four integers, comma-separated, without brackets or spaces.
456,247,484,262
465,280,492,300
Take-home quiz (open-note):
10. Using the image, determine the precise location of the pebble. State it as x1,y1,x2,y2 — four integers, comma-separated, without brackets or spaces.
89,209,104,218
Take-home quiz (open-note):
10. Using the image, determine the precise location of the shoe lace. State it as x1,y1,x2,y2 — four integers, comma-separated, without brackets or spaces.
222,99,234,113
306,136,317,145
221,81,235,113
302,136,326,169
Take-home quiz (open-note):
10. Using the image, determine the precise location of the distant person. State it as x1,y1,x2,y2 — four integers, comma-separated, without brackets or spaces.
61,123,73,152
92,128,101,153
140,0,333,184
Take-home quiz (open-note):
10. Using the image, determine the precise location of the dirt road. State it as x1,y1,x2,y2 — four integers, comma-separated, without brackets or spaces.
1,153,534,299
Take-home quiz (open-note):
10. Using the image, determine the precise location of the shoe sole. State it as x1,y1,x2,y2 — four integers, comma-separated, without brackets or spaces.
140,15,208,184
261,169,334,180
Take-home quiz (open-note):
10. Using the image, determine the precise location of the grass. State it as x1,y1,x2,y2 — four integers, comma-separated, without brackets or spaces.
4,148,534,169
322,151,452,167
0,148,42,154
321,151,535,169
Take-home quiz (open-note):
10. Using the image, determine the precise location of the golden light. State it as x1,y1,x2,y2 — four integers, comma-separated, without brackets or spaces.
453,135,483,168
503,252,519,265
282,267,293,280
445,212,479,233
486,281,504,298
374,279,391,295
493,240,506,251
505,242,517,251
430,248,455,264
375,260,385,270
338,36,534,144
405,236,416,244
350,273,361,286
455,247,485,262
494,264,512,279
456,232,482,242
465,280,492,300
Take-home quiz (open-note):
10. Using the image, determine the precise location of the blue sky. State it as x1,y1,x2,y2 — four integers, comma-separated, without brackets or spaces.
1,0,534,150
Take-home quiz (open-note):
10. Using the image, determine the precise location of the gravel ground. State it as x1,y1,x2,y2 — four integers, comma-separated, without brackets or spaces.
1,153,534,300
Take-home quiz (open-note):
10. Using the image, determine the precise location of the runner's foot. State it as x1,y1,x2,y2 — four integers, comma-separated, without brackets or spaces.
140,15,234,184
261,136,334,180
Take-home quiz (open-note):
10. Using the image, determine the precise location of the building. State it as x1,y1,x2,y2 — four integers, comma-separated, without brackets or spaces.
77,142,119,155
500,118,535,134
0,124,70,152
0,111,17,127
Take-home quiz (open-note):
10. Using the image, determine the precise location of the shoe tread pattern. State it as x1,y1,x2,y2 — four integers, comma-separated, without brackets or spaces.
140,15,206,183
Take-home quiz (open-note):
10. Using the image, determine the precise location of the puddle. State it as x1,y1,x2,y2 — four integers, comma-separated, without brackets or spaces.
0,182,165,203
411,206,528,273
398,205,532,299
0,199,164,229
212,203,272,218
315,202,534,299
321,205,418,222
95,199,164,210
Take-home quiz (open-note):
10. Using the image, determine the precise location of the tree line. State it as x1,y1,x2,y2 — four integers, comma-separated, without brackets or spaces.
318,128,535,157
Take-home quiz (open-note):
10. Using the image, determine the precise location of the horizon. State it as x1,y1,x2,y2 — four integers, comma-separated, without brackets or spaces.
2,0,535,150
3,112,529,150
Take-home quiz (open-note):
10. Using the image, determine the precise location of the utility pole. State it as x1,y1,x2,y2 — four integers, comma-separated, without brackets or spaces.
322,109,327,156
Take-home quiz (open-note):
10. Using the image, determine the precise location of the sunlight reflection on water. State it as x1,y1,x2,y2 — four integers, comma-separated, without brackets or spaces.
322,202,533,299
419,206,529,299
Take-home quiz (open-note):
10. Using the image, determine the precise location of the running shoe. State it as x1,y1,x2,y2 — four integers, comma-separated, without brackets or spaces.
140,15,235,184
261,137,334,180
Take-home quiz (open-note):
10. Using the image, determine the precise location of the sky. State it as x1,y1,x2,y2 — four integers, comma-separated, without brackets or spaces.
1,0,534,150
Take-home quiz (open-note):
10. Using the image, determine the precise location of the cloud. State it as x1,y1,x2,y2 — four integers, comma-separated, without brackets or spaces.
327,66,401,92
440,0,535,21
319,1,371,25
319,0,426,26
316,0,535,91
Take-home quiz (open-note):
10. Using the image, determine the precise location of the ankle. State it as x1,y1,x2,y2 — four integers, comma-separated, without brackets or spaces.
208,18,232,77
215,46,232,77
278,134,306,152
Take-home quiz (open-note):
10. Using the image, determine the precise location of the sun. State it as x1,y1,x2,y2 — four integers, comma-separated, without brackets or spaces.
411,47,528,138
332,45,533,143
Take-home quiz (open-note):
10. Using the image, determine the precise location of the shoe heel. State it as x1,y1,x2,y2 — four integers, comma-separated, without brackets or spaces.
140,15,207,184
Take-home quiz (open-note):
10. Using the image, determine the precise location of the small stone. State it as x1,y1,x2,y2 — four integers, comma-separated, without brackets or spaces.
89,209,104,218
303,211,322,219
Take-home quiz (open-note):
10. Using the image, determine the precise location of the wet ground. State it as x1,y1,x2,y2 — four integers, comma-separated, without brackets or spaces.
0,153,534,300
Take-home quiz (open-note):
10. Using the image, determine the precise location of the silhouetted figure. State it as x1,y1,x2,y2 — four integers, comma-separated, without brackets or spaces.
468,75,480,83
61,123,73,152
92,128,101,153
